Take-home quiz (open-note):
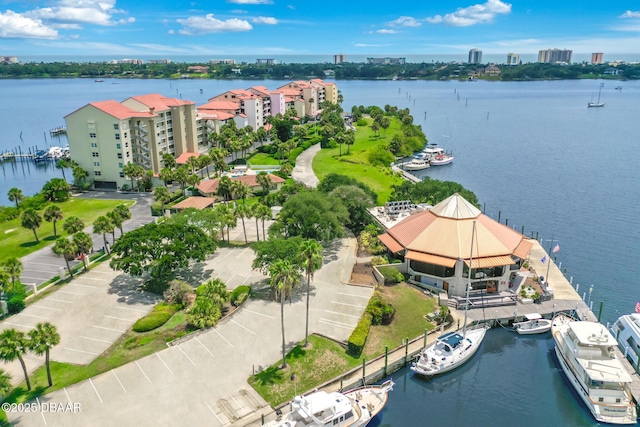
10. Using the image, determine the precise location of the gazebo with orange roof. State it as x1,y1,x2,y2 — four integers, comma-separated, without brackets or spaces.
378,193,532,297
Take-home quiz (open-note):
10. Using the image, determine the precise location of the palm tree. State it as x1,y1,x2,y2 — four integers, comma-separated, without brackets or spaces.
198,154,213,179
153,186,172,215
0,329,32,391
73,232,93,271
159,167,173,187
234,203,250,244
187,173,201,194
217,176,233,204
93,216,113,254
21,209,42,243
209,148,227,177
111,204,131,236
214,203,236,243
122,163,138,191
106,211,123,239
299,239,323,347
269,260,299,369
3,257,23,285
186,155,199,174
172,166,190,197
52,238,77,279
255,203,272,240
231,181,250,204
162,153,177,170
0,369,12,397
72,165,88,187
8,187,23,208
63,215,84,235
28,322,60,387
256,172,273,196
344,129,355,154
56,158,70,182
43,204,64,237
250,204,261,241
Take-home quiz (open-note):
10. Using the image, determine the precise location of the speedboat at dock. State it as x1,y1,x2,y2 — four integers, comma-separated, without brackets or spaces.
513,313,552,335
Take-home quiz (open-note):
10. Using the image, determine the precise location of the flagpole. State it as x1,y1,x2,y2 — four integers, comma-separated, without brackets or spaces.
544,237,559,284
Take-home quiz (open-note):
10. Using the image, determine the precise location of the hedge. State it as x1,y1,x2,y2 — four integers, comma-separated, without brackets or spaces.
7,295,26,314
347,313,372,357
378,266,404,285
132,303,180,332
230,285,251,307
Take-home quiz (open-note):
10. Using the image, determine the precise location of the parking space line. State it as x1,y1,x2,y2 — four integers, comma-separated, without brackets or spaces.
214,272,221,280
231,319,256,335
64,347,100,356
337,292,371,299
20,276,50,282
227,274,236,285
223,250,234,258
243,309,274,319
80,336,112,344
135,361,152,384
212,328,233,348
195,337,216,359
48,298,73,304
64,388,73,404
319,319,355,330
68,283,97,289
112,370,127,393
323,310,361,319
17,313,49,320
35,397,47,425
30,261,64,268
104,315,134,322
92,325,126,333
80,277,107,282
115,306,148,313
2,321,32,328
177,345,197,366
156,353,174,375
240,274,252,285
331,301,366,309
32,305,63,311
230,395,242,409
204,401,224,424
89,378,103,404
58,290,85,296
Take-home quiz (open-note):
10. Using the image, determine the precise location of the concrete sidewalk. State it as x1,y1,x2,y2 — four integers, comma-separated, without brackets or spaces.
291,143,320,188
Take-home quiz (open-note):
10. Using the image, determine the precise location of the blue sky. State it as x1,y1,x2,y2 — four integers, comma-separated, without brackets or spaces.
1,0,640,58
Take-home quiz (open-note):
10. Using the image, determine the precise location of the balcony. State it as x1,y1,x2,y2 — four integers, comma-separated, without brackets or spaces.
135,125,148,135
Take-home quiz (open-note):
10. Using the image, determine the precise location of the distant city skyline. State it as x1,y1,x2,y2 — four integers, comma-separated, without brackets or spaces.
1,0,640,57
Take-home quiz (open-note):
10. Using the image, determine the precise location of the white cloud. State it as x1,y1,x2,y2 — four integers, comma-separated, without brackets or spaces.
287,5,295,9
0,10,58,39
376,29,398,34
354,43,391,47
619,10,640,19
25,0,135,27
177,14,252,35
227,0,273,4
427,0,511,27
387,16,422,27
252,16,278,25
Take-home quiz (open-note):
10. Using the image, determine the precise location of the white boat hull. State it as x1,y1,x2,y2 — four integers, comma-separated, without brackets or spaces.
513,318,552,335
411,325,488,377
430,156,453,166
403,163,430,171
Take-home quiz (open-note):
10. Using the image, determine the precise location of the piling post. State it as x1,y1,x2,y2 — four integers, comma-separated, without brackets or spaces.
570,276,573,285
514,309,518,323
498,211,501,223
576,283,579,293
340,376,343,390
536,231,539,240
521,225,524,234
362,358,366,383
404,337,409,366
384,346,388,377
552,304,556,318
423,329,427,348
597,302,603,322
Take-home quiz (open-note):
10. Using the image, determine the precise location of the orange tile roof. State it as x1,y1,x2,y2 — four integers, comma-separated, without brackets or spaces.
128,93,194,110
196,173,284,195
198,100,241,111
175,152,202,164
172,196,214,210
197,111,235,121
378,233,403,253
89,101,154,120
197,178,220,194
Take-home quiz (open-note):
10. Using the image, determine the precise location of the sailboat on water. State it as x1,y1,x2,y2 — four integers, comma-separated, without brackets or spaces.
410,221,489,377
587,82,605,108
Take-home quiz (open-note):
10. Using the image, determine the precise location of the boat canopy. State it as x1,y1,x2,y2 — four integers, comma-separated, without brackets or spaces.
524,313,542,321
440,332,465,348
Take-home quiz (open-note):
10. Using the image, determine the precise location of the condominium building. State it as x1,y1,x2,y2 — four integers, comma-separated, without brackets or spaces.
209,59,236,65
538,49,572,64
147,59,172,64
366,57,406,65
334,54,347,64
256,58,277,65
1,56,18,64
506,53,520,65
591,52,604,65
468,49,483,64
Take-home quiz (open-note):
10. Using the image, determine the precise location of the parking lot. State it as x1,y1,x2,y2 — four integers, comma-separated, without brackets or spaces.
10,237,373,427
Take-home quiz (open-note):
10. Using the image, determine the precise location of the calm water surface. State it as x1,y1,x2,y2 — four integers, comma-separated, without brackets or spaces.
0,78,638,425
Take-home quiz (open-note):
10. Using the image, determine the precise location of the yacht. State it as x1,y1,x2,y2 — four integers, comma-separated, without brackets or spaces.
401,157,430,171
263,380,394,427
551,313,636,424
611,313,640,369
430,153,454,166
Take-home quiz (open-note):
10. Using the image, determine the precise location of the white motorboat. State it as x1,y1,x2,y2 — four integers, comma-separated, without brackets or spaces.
430,153,454,166
411,220,489,377
420,143,446,160
263,380,394,427
513,313,552,335
551,313,637,424
402,157,430,171
611,313,640,369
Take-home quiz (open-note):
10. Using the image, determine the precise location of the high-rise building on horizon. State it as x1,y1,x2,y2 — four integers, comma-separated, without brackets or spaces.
591,52,603,64
506,53,520,65
538,49,572,64
334,54,346,64
468,49,483,64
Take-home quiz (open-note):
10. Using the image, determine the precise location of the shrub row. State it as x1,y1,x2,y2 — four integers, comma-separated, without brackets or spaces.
132,302,180,332
378,266,404,285
230,285,251,307
347,312,372,357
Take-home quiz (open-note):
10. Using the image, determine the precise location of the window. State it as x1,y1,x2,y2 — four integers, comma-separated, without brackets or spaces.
115,133,121,140
89,133,96,138
93,161,100,166
125,142,129,148
117,153,122,159
598,397,604,402
113,124,119,130
116,143,121,149
119,172,125,178
616,321,625,332
124,132,128,138
92,152,99,157
94,171,102,176
126,152,130,158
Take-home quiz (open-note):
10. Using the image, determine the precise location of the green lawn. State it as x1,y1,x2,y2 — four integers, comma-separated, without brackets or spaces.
0,198,134,263
248,334,361,407
312,118,405,203
247,152,281,166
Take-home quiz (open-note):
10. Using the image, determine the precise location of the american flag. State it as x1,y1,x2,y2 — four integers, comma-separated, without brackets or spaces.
635,301,640,314
552,244,560,253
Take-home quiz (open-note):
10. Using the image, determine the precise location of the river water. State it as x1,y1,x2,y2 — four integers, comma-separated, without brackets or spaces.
0,78,638,425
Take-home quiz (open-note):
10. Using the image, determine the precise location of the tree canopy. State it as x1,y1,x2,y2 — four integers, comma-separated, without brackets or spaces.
389,177,479,207
252,236,305,274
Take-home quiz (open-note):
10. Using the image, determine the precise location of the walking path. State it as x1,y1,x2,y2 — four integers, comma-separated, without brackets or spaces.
291,143,321,188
